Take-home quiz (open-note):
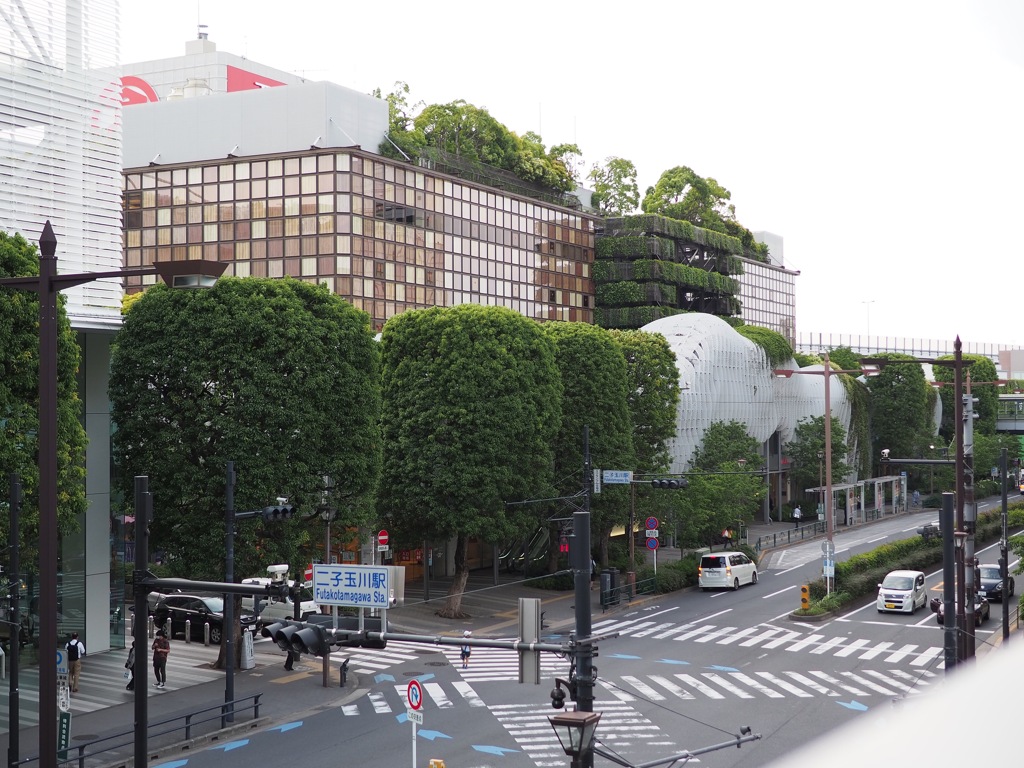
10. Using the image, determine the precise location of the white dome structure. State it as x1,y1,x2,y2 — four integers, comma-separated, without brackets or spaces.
642,314,854,475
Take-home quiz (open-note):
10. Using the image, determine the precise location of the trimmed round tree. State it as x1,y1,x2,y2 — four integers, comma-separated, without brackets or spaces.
377,304,562,619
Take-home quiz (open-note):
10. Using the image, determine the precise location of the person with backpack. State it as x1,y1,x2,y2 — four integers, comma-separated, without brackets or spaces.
460,630,472,669
65,632,85,693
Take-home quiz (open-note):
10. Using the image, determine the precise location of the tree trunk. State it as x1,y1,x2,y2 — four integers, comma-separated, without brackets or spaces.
437,534,470,619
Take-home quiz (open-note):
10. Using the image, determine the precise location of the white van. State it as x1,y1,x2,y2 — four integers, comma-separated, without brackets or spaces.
240,577,319,625
876,570,928,614
698,551,758,591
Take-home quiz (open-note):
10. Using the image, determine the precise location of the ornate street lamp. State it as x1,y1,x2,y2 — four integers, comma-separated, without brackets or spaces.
549,710,602,768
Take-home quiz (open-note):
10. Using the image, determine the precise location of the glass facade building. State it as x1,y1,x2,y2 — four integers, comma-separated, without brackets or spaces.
123,149,596,329
735,256,798,347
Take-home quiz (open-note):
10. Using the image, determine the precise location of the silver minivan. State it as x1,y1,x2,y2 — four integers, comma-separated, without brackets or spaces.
699,551,758,591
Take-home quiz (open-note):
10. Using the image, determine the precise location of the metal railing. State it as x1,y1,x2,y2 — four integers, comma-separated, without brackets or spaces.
31,693,264,768
600,577,657,611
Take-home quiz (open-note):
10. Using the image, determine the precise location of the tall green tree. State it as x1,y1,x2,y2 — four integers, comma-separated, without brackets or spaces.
866,354,932,471
377,305,562,618
109,278,381,582
933,354,999,437
544,322,636,566
785,415,852,502
0,230,87,560
372,81,426,161
588,157,640,215
675,421,764,547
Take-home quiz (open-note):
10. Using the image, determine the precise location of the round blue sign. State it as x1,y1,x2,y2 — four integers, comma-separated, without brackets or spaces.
645,517,659,530
646,537,659,550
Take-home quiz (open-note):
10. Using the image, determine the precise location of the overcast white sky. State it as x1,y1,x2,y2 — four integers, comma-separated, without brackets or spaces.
121,1,1024,348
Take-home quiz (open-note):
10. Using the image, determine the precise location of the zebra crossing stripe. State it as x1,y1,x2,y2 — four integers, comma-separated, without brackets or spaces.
716,626,761,645
648,675,695,700
810,636,848,655
673,625,715,642
858,641,894,660
673,674,725,699
368,692,391,714
860,669,918,694
597,678,635,702
839,671,898,696
652,623,695,640
754,671,814,697
809,671,871,696
424,682,452,708
786,633,824,652
883,644,918,664
622,675,665,700
633,622,676,638
739,627,782,646
701,672,754,699
834,637,871,657
762,630,802,649
694,626,738,643
782,671,840,696
910,646,943,667
728,672,785,698
451,681,485,707
890,668,936,684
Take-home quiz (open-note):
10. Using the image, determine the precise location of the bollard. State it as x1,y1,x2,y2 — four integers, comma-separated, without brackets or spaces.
185,619,191,644
339,658,350,687
204,621,211,646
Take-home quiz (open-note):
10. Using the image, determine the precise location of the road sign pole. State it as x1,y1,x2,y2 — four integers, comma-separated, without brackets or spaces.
411,718,417,768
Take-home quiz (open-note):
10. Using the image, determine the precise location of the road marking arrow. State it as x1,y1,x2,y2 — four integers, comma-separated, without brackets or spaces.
473,745,520,756
209,740,249,752
374,673,395,683
705,665,739,672
607,653,642,659
270,722,303,732
656,658,691,665
151,761,188,768
837,700,869,711
415,673,436,682
417,729,452,741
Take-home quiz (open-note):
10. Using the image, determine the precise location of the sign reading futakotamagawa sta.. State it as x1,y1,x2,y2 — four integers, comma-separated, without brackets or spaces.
312,564,391,607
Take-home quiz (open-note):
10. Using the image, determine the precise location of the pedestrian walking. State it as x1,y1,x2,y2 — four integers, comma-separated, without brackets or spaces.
912,489,920,507
721,527,733,547
792,505,802,528
65,632,85,693
460,630,472,669
125,640,136,691
152,629,170,688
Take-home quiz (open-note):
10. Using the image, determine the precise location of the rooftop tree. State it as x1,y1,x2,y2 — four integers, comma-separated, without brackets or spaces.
377,304,562,619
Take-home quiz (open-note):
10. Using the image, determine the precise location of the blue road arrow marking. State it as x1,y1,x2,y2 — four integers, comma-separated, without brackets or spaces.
151,761,189,768
417,730,452,741
270,722,303,732
396,713,409,723
414,673,435,682
374,673,395,683
473,745,520,756
656,659,691,666
210,740,249,752
706,665,739,672
607,653,642,659
837,700,869,711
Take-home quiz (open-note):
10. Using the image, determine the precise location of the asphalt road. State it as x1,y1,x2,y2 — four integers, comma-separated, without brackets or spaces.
146,504,1021,768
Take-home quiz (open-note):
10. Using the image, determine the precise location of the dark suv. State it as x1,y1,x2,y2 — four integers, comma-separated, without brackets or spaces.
152,593,254,644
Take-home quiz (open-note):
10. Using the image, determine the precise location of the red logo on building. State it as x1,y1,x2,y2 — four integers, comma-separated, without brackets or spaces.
226,65,285,92
120,76,160,106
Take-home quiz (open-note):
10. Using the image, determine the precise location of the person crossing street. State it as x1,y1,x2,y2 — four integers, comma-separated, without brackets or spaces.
65,632,85,693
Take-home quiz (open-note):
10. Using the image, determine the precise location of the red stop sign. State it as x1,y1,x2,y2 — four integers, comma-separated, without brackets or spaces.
377,530,390,546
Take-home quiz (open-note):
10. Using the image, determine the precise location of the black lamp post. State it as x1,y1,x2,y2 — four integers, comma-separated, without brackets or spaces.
0,221,226,768
549,710,602,768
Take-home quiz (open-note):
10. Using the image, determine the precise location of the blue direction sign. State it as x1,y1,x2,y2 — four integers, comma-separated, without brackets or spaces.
602,470,633,484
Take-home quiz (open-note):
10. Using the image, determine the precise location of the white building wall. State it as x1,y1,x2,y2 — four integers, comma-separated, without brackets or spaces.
1,0,124,329
643,314,853,476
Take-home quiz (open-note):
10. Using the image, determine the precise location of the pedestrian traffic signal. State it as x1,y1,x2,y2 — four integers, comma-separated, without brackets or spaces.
261,504,296,521
650,478,688,490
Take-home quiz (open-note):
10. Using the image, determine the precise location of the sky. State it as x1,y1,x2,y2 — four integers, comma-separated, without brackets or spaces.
121,1,1024,348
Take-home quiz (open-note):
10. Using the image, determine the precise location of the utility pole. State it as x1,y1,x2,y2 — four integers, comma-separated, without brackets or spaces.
574,427,595,725
1000,448,1011,642
963,371,977,657
224,462,236,723
8,475,22,768
953,340,967,662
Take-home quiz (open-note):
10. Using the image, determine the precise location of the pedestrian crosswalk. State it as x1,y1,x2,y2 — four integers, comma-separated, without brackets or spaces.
257,637,438,675
591,618,947,668
341,680,487,716
0,640,224,733
428,642,571,682
490,699,679,764
602,667,936,702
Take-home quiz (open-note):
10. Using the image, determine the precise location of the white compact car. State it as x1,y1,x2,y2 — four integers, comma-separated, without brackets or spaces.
698,551,758,591
240,577,319,626
876,569,928,614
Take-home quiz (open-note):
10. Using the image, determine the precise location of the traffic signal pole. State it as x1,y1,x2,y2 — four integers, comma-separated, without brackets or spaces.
574,427,595,722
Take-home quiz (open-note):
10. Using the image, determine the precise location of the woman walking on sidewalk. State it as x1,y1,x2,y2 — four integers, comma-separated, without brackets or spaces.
152,629,170,688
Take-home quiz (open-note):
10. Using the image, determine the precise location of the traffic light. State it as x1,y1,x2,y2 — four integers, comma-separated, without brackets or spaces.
261,504,295,521
651,478,688,490
261,619,303,650
291,624,329,656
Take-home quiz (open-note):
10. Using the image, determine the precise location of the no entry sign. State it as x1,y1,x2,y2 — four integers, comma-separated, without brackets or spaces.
377,530,390,547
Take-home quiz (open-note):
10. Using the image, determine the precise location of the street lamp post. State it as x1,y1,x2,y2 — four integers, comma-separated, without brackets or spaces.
0,221,226,768
817,450,824,520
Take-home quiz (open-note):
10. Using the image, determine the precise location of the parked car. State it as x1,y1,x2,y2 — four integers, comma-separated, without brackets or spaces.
930,595,991,626
698,551,758,591
977,564,1015,602
240,577,319,626
152,593,255,644
876,570,928,614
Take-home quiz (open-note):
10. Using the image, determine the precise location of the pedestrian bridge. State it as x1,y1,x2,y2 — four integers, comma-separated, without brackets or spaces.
996,394,1024,433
